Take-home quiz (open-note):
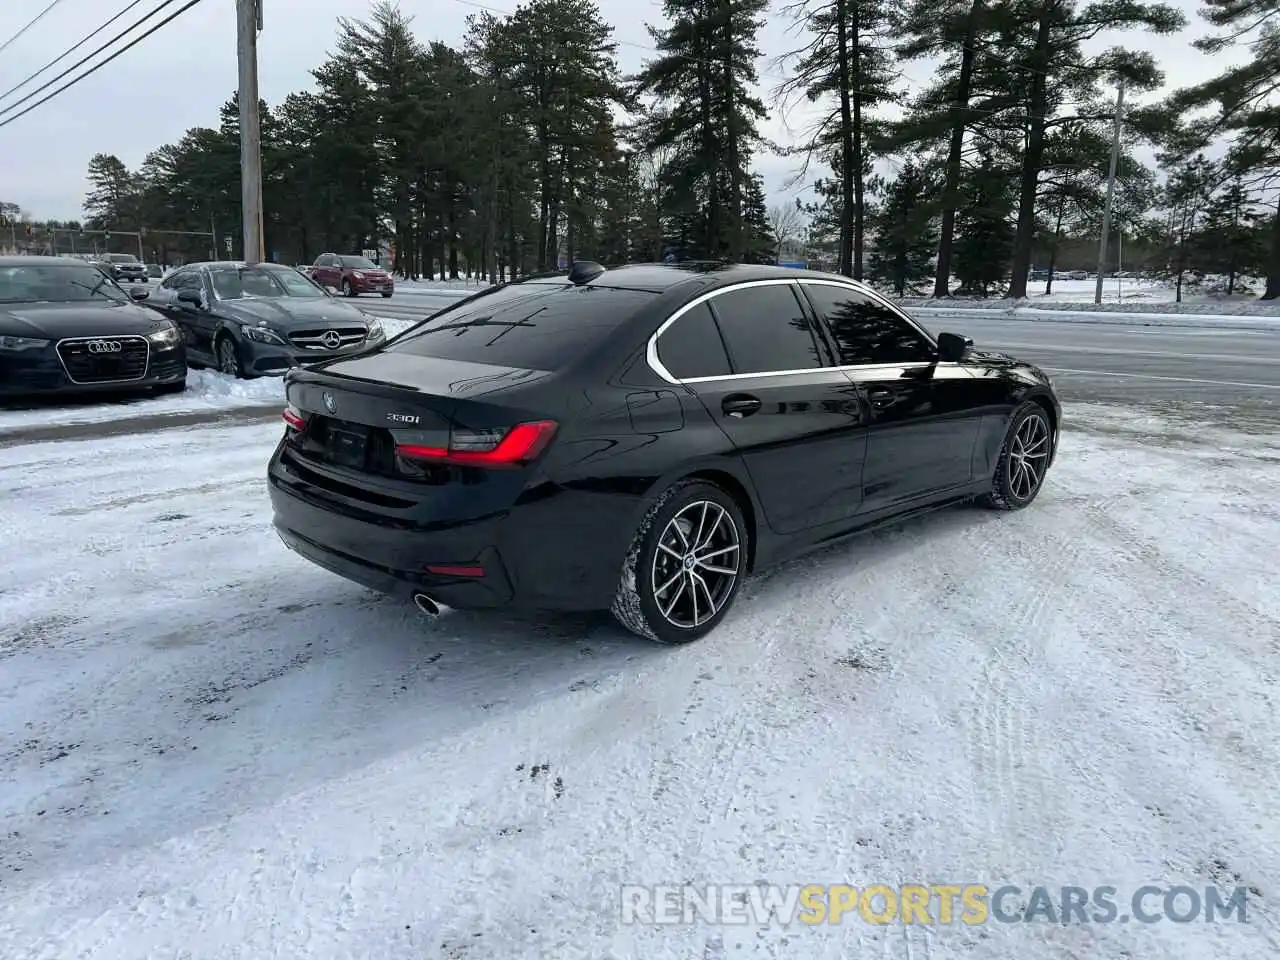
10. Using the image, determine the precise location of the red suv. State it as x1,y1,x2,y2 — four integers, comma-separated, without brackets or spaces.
309,253,394,298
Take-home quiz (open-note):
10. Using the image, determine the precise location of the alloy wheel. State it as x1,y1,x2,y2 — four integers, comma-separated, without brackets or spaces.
649,499,742,629
218,338,239,376
1008,412,1050,501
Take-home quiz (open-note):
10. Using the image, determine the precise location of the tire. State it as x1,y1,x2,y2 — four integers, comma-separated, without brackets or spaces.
979,401,1054,511
215,334,244,378
381,292,393,298
611,480,749,644
342,279,354,297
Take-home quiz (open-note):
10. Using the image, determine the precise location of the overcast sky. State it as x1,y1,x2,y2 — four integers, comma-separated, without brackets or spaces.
0,0,1241,222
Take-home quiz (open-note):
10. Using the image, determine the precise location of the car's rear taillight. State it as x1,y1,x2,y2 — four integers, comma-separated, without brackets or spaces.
282,405,307,431
396,420,558,468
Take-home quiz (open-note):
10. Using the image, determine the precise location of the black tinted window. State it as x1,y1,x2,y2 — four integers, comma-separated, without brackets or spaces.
387,282,658,370
708,284,823,374
803,283,935,365
657,302,731,379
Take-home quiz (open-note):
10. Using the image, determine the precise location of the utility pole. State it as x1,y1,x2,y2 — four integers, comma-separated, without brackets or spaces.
1094,79,1125,305
236,0,264,264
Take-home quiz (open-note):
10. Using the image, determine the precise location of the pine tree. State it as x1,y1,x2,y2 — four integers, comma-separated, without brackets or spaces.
740,174,776,263
952,149,1015,297
867,162,937,295
635,0,769,260
1198,175,1266,295
1169,0,1280,298
775,0,898,278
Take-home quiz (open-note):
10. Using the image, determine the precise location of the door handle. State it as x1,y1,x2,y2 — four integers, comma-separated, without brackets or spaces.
867,388,896,409
722,394,762,418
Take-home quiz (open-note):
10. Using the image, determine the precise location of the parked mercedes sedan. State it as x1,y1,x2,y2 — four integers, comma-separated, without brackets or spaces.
268,262,1061,644
0,256,186,398
148,261,386,377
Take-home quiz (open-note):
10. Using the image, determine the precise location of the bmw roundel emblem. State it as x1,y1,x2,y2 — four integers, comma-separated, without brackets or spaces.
322,391,337,414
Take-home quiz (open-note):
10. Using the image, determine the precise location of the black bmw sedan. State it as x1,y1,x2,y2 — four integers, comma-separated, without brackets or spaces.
148,261,386,378
268,262,1061,644
0,256,186,398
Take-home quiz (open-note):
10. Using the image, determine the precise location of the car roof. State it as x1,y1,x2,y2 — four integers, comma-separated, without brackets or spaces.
519,261,871,294
180,261,294,270
0,255,100,267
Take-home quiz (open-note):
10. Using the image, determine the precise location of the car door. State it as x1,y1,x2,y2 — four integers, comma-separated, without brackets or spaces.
168,269,215,360
313,254,337,289
799,279,984,511
654,280,869,535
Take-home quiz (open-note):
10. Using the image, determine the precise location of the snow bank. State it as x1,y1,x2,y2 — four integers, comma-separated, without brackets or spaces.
897,279,1280,317
0,402,1277,959
0,370,283,435
395,278,489,296
907,304,1280,330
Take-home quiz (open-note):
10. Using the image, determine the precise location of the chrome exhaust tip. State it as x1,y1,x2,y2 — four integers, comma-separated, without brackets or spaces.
412,592,440,617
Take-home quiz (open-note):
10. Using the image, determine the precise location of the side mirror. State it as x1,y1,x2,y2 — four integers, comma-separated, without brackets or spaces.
937,331,973,363
129,287,150,301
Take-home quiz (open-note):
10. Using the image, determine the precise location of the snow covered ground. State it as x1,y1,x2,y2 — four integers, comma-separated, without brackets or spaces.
1,403,1277,958
900,278,1280,316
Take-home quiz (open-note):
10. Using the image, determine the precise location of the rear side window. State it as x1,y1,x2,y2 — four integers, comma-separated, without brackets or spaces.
386,282,658,370
708,284,824,375
656,302,731,379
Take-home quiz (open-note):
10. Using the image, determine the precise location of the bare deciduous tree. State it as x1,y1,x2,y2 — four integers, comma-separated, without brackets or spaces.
768,202,804,258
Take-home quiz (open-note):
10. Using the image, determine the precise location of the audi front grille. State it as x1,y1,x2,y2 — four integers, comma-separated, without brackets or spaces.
288,327,369,350
56,336,150,384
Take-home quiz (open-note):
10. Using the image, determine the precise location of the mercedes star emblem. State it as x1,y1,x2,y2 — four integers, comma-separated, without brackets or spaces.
321,330,342,349
323,391,337,414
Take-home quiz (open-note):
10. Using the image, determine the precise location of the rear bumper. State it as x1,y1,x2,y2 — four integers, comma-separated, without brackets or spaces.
266,441,637,612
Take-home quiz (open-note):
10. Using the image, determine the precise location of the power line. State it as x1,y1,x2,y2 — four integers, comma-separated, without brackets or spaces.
0,0,68,58
0,0,186,122
0,0,153,108
0,0,207,130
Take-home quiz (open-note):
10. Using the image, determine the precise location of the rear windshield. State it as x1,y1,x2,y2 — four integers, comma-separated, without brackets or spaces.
385,282,658,370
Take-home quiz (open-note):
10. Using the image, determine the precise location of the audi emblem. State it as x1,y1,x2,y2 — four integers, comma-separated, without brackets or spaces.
321,330,342,349
87,340,123,354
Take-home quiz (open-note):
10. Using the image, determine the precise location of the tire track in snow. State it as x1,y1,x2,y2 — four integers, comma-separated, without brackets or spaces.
964,501,1085,879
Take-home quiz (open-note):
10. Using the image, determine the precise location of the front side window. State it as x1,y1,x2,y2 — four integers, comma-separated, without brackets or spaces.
387,281,658,370
802,283,935,365
0,263,127,304
209,266,325,300
656,301,731,379
707,284,824,375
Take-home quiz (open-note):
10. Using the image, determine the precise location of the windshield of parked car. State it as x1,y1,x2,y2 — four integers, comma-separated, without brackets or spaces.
339,256,377,269
209,266,326,300
385,281,658,370
0,263,129,304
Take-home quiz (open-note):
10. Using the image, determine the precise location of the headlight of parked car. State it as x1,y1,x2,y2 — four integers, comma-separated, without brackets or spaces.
0,335,50,352
240,324,288,345
365,318,385,340
147,324,181,347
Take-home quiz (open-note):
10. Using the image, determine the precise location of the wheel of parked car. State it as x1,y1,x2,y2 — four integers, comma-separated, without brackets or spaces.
215,333,244,378
979,401,1054,511
342,279,353,297
611,480,750,644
